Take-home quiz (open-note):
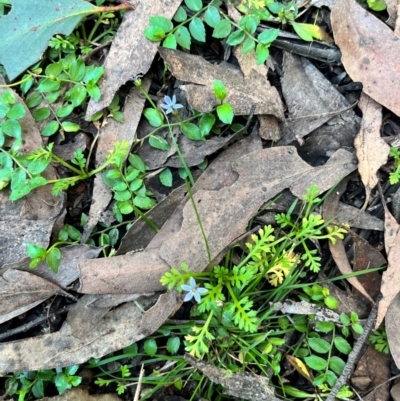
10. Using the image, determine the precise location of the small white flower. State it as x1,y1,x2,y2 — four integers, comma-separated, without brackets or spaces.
181,277,208,303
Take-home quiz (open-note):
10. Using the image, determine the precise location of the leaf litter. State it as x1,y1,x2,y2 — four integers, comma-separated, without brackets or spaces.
1,0,400,398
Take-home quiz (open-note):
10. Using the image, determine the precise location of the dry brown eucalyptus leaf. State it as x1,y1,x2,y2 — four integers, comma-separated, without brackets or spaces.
332,0,400,117
354,93,390,208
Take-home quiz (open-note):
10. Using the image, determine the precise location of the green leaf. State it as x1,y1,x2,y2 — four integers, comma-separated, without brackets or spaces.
334,337,352,354
212,19,231,38
32,379,44,398
226,30,246,46
133,195,156,209
144,338,158,356
324,295,339,309
45,61,63,77
129,178,143,192
32,107,51,122
26,92,42,108
143,108,164,127
144,26,166,41
204,6,220,28
239,15,259,34
304,355,328,371
55,373,69,395
149,16,173,33
65,83,87,107
0,103,10,118
180,122,202,140
69,57,86,81
2,119,21,138
149,135,170,151
242,37,255,53
46,89,61,103
125,168,140,182
352,323,364,334
367,0,387,10
167,337,180,354
282,386,314,398
173,6,187,22
6,103,25,119
117,200,134,214
199,113,216,137
174,26,191,49
61,121,80,132
56,104,74,118
65,365,79,375
159,168,172,187
291,21,314,42
162,33,177,49
329,356,345,375
189,17,206,42
315,321,335,333
326,370,337,387
84,65,104,84
41,120,59,136
184,0,202,11
27,243,46,259
128,154,146,172
21,75,34,94
213,79,227,102
216,103,233,124
255,43,269,64
1,90,15,105
27,158,50,174
257,28,279,44
46,247,61,273
114,190,131,201
37,78,60,93
67,224,82,241
307,337,331,354
87,83,101,101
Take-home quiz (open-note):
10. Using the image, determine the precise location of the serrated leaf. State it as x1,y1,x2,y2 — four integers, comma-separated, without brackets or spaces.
144,338,158,356
41,120,59,136
257,28,280,44
216,103,233,124
226,30,246,46
150,16,173,33
184,0,202,11
175,26,191,49
189,17,206,42
167,337,180,354
159,168,172,187
212,19,231,38
204,6,220,28
0,0,96,80
162,33,177,49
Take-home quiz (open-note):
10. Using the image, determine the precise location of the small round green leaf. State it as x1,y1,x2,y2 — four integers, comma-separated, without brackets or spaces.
212,19,232,39
6,103,25,119
2,119,21,138
216,103,234,124
46,247,62,273
144,338,158,356
184,0,202,11
129,178,143,192
159,168,172,187
258,28,280,44
180,122,202,140
255,43,270,64
26,92,43,108
239,15,259,34
41,121,59,137
45,62,63,77
69,57,86,81
128,154,146,172
291,21,314,42
315,321,335,333
143,108,164,127
242,37,256,54
61,122,80,132
32,107,51,122
149,135,170,151
307,337,331,354
117,200,134,214
37,78,60,93
144,26,166,42
175,26,191,50
226,30,246,46
133,195,156,209
204,6,220,28
173,6,187,22
189,18,206,42
304,355,328,371
167,337,180,354
149,16,173,33
213,79,227,101
199,113,216,137
334,337,352,354
27,243,46,259
56,104,74,118
162,33,177,49
324,295,339,309
329,356,345,375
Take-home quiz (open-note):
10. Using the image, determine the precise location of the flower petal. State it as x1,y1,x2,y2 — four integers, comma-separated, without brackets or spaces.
160,103,170,110
183,291,194,302
197,287,208,295
181,284,192,292
164,95,172,105
189,277,197,289
173,103,183,109
194,291,201,303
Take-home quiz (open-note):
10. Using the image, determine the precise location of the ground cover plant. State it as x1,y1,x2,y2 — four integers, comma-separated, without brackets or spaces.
0,0,399,400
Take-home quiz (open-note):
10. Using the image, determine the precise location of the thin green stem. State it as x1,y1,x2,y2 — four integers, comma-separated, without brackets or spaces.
50,153,85,176
0,148,32,178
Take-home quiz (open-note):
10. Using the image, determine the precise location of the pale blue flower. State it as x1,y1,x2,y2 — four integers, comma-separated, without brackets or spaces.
181,277,208,303
160,95,183,114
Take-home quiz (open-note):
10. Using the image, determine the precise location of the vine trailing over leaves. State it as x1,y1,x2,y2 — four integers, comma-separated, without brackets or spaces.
144,0,333,66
